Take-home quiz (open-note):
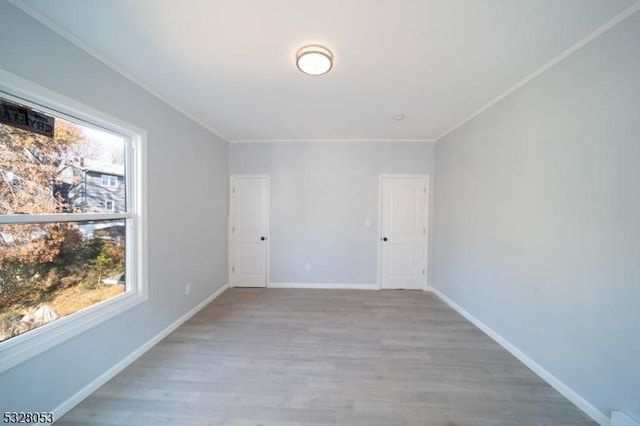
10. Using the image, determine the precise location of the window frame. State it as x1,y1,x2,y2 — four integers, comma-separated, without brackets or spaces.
0,68,148,374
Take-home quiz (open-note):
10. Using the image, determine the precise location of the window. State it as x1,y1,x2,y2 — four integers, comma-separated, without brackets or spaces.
0,69,147,373
101,174,118,187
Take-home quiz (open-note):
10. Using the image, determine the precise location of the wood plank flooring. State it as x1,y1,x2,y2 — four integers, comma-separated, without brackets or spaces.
58,289,597,425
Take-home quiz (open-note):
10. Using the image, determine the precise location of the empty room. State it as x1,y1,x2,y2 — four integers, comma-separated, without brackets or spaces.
0,1,638,425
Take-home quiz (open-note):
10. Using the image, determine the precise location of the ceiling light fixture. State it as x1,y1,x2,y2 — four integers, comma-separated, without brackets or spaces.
296,45,333,76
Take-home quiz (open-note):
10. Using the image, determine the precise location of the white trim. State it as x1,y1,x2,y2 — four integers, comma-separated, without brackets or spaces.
0,212,131,225
377,177,383,289
10,0,640,146
228,178,233,286
228,174,270,288
8,0,230,143
230,139,435,144
51,284,229,421
0,68,148,375
0,68,148,143
377,174,430,290
268,282,378,290
426,285,609,426
435,2,640,142
265,176,271,287
423,176,431,291
230,283,270,288
611,411,640,426
0,293,146,375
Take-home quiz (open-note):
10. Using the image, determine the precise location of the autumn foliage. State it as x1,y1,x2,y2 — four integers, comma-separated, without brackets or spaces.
0,119,86,214
0,118,124,341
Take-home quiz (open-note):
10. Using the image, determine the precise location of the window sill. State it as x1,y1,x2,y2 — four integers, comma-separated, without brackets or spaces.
0,289,147,374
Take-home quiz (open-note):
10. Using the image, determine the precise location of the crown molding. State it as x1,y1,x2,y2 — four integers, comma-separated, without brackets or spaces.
229,138,435,144
8,0,230,143
11,0,639,146
434,1,640,142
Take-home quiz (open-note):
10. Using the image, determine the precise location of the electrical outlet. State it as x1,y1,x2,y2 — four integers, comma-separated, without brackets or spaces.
185,283,191,295
304,263,311,271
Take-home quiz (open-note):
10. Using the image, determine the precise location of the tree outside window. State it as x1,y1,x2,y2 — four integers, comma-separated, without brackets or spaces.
0,99,127,342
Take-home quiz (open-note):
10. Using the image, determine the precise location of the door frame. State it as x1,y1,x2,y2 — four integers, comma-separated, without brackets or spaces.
228,174,271,288
377,174,430,290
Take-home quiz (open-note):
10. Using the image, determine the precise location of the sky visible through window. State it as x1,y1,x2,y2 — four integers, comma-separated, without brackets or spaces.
82,127,124,166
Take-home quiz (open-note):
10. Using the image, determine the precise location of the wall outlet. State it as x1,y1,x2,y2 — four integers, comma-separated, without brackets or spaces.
304,263,311,271
365,218,371,227
185,283,191,295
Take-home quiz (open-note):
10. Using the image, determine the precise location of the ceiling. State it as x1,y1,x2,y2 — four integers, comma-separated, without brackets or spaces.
12,0,640,142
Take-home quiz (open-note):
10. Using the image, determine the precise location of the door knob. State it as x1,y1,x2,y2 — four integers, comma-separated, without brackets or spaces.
260,236,266,241
382,237,388,241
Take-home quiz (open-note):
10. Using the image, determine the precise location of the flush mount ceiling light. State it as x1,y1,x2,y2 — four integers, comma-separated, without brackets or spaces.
296,45,333,76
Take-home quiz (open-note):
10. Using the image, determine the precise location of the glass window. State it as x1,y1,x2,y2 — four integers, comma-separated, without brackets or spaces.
101,174,118,187
0,79,145,370
0,220,126,341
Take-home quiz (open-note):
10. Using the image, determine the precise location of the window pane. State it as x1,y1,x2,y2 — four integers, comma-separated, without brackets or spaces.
0,220,126,342
0,98,126,215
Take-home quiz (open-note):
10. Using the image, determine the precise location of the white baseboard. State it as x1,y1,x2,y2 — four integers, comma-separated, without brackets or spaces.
426,285,609,426
52,283,229,421
611,411,640,426
268,282,378,290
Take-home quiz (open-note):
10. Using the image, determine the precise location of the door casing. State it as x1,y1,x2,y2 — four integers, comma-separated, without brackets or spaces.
377,174,430,290
229,174,270,287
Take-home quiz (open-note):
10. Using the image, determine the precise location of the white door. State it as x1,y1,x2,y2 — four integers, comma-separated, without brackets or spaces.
380,175,428,289
230,175,269,287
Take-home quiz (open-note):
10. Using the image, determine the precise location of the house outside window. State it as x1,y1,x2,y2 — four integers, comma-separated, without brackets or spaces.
59,164,125,214
0,70,147,374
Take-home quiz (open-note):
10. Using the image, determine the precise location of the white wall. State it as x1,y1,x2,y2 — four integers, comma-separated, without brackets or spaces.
0,2,228,414
433,11,640,421
230,141,435,285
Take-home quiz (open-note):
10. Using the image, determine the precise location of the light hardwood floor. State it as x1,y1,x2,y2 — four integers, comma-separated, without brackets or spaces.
58,289,596,425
